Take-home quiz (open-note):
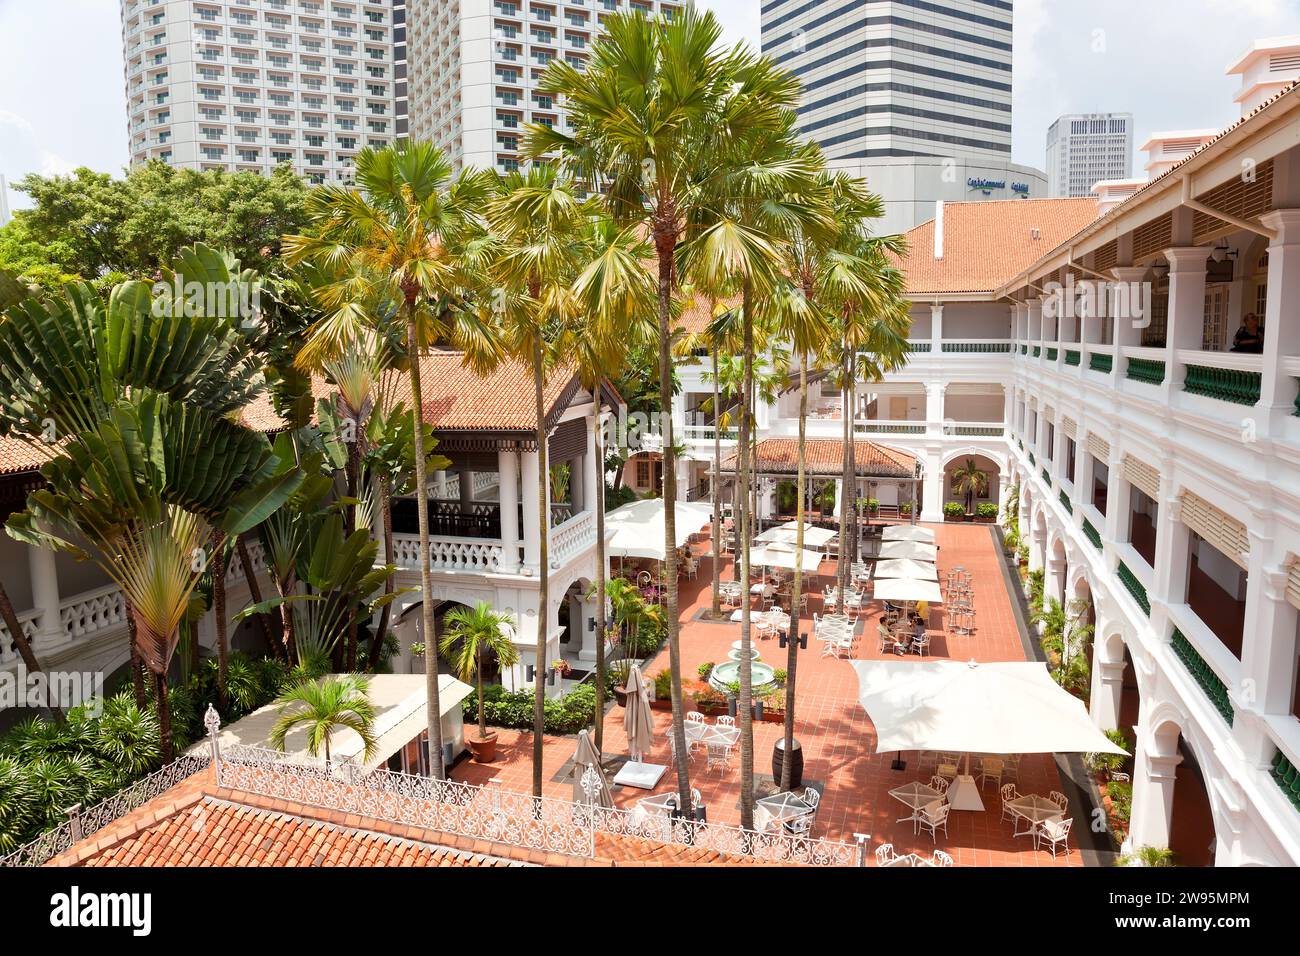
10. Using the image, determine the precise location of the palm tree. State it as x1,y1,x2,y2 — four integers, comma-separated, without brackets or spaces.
269,674,377,767
283,142,498,780
951,457,990,516
0,582,61,722
438,602,520,743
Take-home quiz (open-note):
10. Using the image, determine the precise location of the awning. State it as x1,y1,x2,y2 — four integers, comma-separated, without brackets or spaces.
871,577,943,604
750,545,824,573
881,525,936,543
193,673,474,771
605,498,713,561
879,540,938,561
757,522,838,548
849,659,1129,756
873,558,939,581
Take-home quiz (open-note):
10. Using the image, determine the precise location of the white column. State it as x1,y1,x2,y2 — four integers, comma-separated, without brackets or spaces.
1162,247,1210,402
1111,265,1149,363
1149,474,1191,639
1128,726,1180,852
498,448,520,573
1091,657,1125,731
28,545,63,648
520,449,541,571
1258,210,1300,429
1027,297,1043,347
924,381,944,436
920,449,944,522
930,302,943,352
1236,528,1299,766
459,469,475,511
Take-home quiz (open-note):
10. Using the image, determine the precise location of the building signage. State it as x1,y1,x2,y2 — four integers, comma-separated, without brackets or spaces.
966,177,1032,198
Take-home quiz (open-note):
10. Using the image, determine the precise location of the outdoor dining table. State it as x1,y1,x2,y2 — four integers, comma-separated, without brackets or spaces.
1005,794,1064,836
887,780,944,830
683,722,742,747
755,790,814,825
880,852,936,867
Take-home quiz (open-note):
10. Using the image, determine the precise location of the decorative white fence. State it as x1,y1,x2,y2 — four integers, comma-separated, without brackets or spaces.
392,533,506,572
550,510,596,566
0,609,40,665
58,584,127,640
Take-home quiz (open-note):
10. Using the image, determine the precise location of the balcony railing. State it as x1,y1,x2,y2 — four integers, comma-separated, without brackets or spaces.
1088,351,1114,374
945,424,1004,437
1058,490,1073,514
1065,349,1081,367
1171,628,1234,725
1181,353,1262,406
1082,517,1102,550
1126,355,1166,385
1270,750,1300,814
1117,561,1150,616
939,340,1012,353
854,420,925,435
682,424,738,442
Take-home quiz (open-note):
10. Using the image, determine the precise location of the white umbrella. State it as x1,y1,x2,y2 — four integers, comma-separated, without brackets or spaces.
605,498,713,561
879,540,938,561
623,665,655,762
881,525,936,543
849,659,1128,757
571,729,613,808
873,558,939,581
757,523,838,548
750,545,823,573
871,577,943,604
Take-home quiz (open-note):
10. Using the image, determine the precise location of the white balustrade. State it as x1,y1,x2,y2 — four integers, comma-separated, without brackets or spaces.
550,510,595,566
0,609,41,664
392,533,505,572
58,585,127,640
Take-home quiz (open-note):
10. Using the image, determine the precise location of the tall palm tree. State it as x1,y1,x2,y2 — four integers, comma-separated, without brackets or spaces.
438,602,520,743
283,142,498,780
951,457,990,515
269,674,377,767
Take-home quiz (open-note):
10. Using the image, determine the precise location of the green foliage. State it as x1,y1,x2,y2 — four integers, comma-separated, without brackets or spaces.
1086,729,1133,776
1117,845,1176,867
943,502,964,517
3,162,310,288
975,502,1000,518
1107,780,1133,824
463,683,599,736
652,669,674,700
772,668,787,685
697,661,715,680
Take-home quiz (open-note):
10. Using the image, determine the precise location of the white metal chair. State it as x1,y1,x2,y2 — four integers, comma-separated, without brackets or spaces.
803,787,821,816
668,729,694,764
978,756,1004,790
931,849,954,867
929,774,951,796
1048,790,1068,813
910,631,930,657
1035,816,1073,857
685,711,705,724
917,800,950,843
715,714,736,728
875,843,897,867
783,813,813,837
999,783,1022,825
705,742,733,773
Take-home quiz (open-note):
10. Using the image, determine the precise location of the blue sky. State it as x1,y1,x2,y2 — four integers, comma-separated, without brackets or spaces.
2,0,1299,210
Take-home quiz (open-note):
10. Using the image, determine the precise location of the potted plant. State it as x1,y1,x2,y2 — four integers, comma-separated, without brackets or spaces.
723,679,741,717
551,658,573,680
950,458,990,520
697,661,715,682
900,501,913,518
943,502,965,522
438,601,519,763
609,660,632,706
975,502,1000,523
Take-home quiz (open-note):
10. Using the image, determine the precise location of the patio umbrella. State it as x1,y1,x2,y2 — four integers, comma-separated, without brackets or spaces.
879,540,938,561
873,558,939,581
571,729,614,808
849,659,1128,757
881,525,936,543
750,545,824,573
757,523,838,548
623,664,655,762
871,576,943,604
605,498,713,561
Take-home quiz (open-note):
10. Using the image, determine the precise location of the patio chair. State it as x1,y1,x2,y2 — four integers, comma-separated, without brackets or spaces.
917,800,950,843
999,783,1022,826
686,711,705,724
715,714,736,728
876,843,897,867
705,742,733,774
1035,816,1073,857
1048,790,1068,813
931,850,954,867
783,813,814,837
910,631,930,658
1002,754,1021,781
978,756,1004,790
929,775,951,796
936,759,960,781
918,751,937,775
803,787,821,818
668,730,694,764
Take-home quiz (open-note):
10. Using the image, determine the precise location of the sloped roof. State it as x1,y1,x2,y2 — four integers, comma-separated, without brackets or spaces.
725,437,917,479
898,198,1100,295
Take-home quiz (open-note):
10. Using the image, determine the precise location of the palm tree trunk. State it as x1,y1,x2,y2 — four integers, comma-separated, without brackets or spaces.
0,580,62,723
237,534,280,660
368,475,395,671
154,669,173,762
847,354,859,561
591,411,609,753
654,227,692,814
211,530,229,710
126,603,147,710
344,439,361,671
710,347,722,618
737,278,755,831
530,336,550,799
407,301,445,780
838,348,852,596
276,570,298,665
781,351,808,790
477,644,488,739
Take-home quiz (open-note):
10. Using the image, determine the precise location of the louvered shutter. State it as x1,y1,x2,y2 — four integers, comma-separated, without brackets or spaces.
1061,416,1077,438
1180,490,1250,570
1123,455,1160,500
1086,432,1110,461
1286,560,1300,611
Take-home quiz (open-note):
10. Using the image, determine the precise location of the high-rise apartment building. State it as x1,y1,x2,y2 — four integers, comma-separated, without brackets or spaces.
406,0,683,174
1046,113,1134,198
761,0,1045,235
120,0,405,184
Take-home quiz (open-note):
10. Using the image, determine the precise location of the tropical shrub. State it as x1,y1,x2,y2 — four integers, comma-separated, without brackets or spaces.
1107,780,1133,824
943,502,964,518
652,669,674,700
463,683,599,736
697,661,715,680
1085,729,1132,777
976,502,1000,519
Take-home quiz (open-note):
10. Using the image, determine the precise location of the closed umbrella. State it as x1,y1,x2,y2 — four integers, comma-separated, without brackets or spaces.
881,525,936,543
572,729,614,808
879,540,938,561
873,558,939,581
624,664,655,762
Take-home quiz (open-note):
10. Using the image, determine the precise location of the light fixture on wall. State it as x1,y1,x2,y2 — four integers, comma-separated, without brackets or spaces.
1151,260,1170,280
1210,239,1238,263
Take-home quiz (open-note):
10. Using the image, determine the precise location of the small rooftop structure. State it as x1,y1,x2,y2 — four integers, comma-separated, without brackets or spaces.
1139,129,1221,179
1226,34,1300,116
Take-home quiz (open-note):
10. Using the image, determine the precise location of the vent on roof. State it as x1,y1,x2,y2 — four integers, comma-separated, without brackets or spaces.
1269,52,1300,73
934,200,944,260
1163,138,1205,154
1030,227,1041,240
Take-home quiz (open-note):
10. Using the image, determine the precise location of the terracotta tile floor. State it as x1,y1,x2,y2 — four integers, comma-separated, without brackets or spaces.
451,521,1082,866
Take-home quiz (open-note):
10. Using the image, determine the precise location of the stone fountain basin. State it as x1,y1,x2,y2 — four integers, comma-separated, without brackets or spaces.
709,659,776,694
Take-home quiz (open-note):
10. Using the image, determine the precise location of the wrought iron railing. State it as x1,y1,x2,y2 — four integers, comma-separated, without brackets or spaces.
0,754,210,867
1170,629,1233,726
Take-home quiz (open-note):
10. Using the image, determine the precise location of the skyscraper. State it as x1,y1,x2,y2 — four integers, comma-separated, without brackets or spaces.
120,0,403,184
761,0,1044,233
1045,112,1134,198
406,0,684,174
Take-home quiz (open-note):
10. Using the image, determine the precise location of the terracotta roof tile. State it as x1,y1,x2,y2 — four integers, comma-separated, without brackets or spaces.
897,197,1100,295
727,437,917,479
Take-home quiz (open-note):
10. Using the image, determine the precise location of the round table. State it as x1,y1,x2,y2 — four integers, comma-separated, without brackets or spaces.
1006,794,1063,837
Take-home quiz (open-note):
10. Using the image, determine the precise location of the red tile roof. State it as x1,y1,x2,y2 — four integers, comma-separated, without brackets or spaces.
898,198,1100,295
726,437,917,478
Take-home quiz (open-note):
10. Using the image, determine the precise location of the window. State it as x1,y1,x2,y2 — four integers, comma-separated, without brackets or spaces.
1128,487,1157,567
1092,459,1109,516
1065,437,1076,484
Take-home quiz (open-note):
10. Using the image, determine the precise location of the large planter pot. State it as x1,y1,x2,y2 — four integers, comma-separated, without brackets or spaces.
468,731,498,764
613,686,629,707
727,697,738,718
772,737,804,789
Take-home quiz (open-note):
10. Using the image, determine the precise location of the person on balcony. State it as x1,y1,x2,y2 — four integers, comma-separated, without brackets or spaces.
1230,313,1264,354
